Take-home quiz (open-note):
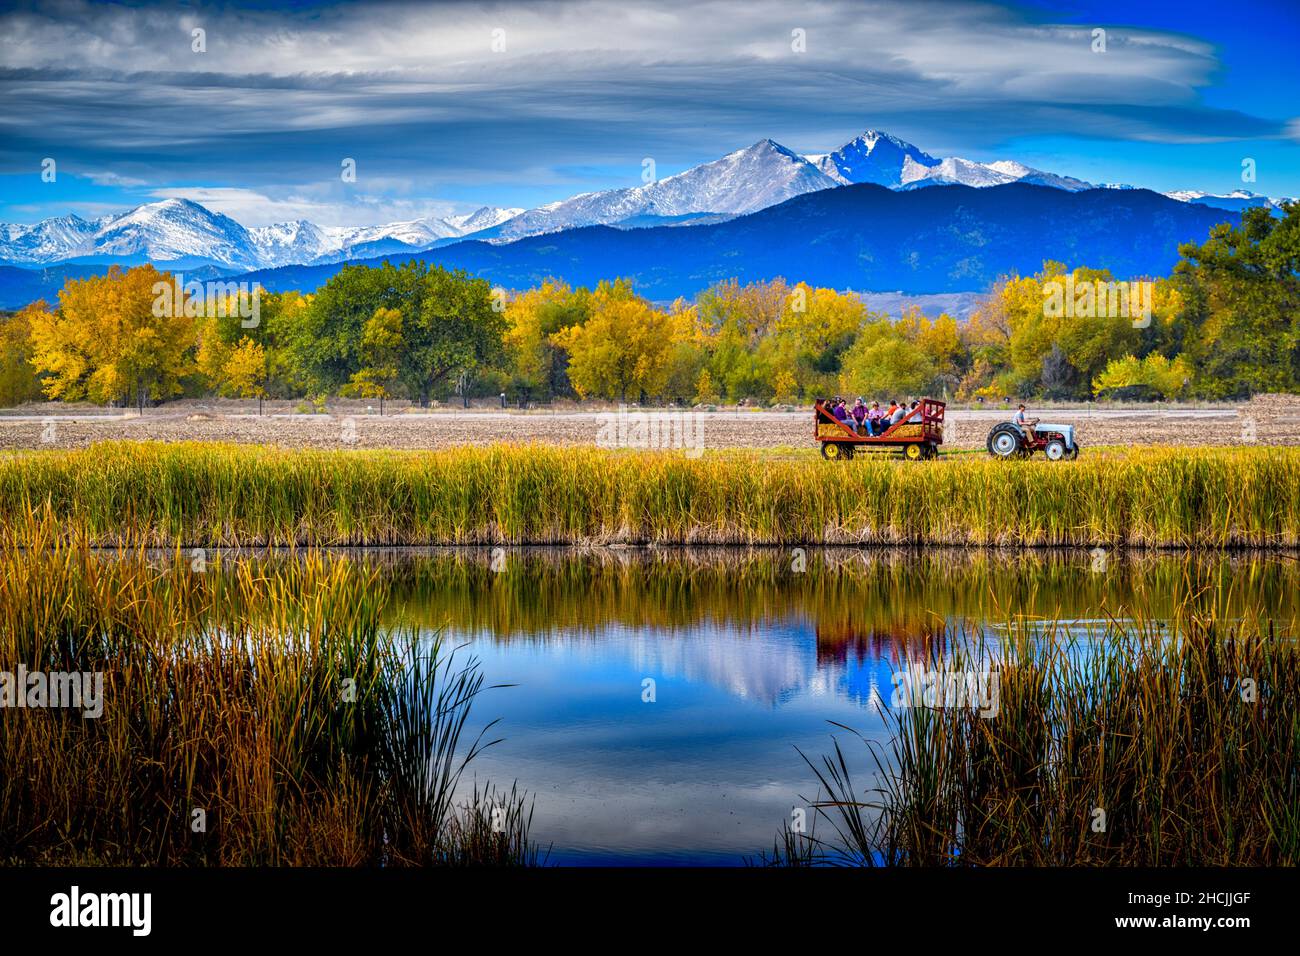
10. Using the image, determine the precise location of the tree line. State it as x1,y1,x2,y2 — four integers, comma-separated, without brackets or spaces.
0,203,1295,408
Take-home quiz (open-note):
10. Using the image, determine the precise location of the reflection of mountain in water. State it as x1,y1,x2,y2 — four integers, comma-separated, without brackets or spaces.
451,614,978,710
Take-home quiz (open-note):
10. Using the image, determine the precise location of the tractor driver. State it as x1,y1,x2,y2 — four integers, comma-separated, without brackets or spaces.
1013,403,1038,443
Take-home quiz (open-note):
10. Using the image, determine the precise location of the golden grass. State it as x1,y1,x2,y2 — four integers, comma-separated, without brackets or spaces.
1,440,1298,547
0,516,538,866
770,613,1300,867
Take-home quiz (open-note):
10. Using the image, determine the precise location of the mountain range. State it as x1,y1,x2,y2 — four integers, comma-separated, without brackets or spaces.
228,181,1233,300
0,200,524,271
0,127,1291,308
4,128,1292,273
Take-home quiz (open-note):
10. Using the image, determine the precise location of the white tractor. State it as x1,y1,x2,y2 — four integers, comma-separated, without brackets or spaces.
986,420,1080,461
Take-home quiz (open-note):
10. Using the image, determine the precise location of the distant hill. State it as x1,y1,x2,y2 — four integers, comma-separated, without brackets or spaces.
228,182,1234,300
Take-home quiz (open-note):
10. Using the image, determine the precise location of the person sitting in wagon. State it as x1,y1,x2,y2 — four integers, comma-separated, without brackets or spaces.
832,398,852,427
888,400,908,427
866,400,885,435
851,398,868,435
880,400,898,429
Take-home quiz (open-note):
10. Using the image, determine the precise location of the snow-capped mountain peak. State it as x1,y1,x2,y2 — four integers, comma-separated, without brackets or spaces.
815,129,941,186
445,206,525,233
86,198,261,270
483,138,839,241
0,213,101,263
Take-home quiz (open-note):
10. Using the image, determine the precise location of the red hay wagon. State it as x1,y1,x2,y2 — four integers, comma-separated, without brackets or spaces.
813,398,945,461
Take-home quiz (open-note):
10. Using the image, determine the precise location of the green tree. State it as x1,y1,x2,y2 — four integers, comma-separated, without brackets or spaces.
292,261,504,405
1173,203,1300,398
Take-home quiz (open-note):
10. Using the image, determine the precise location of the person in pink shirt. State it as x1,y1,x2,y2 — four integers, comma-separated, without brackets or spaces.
866,400,885,435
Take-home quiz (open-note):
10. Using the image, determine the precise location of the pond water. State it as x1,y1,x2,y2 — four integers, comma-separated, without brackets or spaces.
355,547,1300,865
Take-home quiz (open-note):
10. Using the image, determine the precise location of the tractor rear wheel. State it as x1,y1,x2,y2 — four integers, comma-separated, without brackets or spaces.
987,424,1021,459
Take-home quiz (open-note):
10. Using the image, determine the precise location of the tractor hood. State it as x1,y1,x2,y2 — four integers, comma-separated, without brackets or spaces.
1035,423,1075,449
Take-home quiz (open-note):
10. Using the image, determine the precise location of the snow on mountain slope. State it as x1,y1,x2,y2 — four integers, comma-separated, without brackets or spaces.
340,216,462,247
0,214,104,264
900,156,1018,189
486,140,838,241
0,203,529,269
813,130,940,186
446,206,524,232
983,160,1092,191
248,219,339,268
898,155,1093,191
1164,189,1281,214
89,198,261,269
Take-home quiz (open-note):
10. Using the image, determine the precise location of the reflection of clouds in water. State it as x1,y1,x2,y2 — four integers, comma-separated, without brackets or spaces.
458,619,826,708
455,616,967,712
625,622,817,708
467,758,841,865
453,617,892,864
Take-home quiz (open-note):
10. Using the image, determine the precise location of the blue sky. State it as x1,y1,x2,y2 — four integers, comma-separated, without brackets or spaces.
1,0,1296,226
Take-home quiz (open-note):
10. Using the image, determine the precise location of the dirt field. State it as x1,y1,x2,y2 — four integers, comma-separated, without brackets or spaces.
2,395,1298,452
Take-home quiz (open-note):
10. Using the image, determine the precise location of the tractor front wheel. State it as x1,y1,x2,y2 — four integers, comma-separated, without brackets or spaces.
1044,439,1067,461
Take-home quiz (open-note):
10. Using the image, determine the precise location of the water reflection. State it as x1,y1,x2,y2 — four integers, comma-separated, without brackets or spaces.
364,547,1298,863
167,546,1299,864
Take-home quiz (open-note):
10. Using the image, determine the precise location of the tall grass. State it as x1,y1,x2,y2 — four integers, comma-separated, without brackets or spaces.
768,613,1300,866
2,441,1299,547
0,515,539,866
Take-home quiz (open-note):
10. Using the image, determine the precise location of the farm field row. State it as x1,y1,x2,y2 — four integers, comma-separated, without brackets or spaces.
1,396,1299,451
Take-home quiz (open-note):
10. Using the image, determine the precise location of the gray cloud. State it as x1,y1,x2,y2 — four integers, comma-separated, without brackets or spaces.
0,0,1288,224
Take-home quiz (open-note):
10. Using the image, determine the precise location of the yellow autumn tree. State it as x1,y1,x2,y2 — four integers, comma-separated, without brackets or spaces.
0,302,44,406
29,265,194,407
223,339,269,412
342,307,403,413
763,283,868,398
503,279,587,400
551,287,685,401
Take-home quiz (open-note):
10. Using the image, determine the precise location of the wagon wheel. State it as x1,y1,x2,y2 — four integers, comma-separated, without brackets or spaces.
904,443,923,461
821,441,850,461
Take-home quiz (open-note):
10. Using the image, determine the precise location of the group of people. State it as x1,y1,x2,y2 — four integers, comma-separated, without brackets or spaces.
827,397,919,436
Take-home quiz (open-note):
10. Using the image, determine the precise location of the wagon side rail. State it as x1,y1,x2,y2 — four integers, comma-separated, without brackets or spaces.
876,399,946,442
813,400,860,440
